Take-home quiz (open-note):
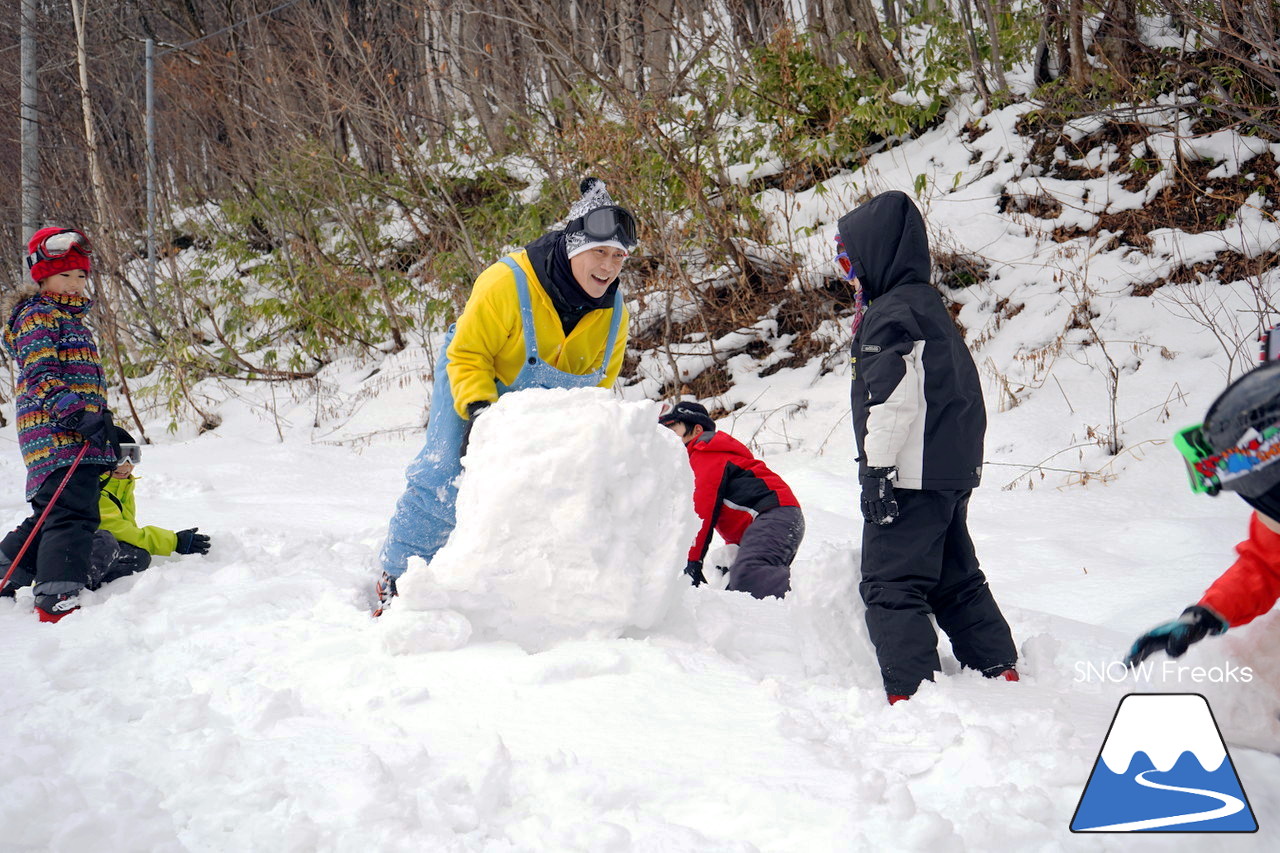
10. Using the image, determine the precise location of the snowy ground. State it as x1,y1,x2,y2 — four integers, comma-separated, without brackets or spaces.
3,363,1279,851
4,96,1280,850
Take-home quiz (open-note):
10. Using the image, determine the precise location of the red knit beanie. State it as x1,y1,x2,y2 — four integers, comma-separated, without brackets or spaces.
27,227,92,284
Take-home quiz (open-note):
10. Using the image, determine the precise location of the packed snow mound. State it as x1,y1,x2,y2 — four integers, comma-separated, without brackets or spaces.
392,387,698,650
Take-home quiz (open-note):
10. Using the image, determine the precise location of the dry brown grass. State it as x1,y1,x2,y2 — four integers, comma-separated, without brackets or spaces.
1132,249,1280,296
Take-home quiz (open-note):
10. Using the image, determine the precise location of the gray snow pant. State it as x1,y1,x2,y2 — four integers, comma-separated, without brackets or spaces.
727,505,803,599
859,489,1016,696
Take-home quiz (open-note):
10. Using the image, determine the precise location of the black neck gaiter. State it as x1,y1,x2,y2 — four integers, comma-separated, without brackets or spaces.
524,231,618,335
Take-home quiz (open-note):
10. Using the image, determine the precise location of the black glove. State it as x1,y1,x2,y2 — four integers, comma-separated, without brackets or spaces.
460,400,491,458
1125,605,1228,667
684,560,706,586
175,528,211,556
59,408,111,450
106,412,122,462
860,466,899,525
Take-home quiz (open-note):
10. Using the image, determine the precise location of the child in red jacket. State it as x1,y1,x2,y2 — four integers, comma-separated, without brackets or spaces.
1128,359,1280,665
659,401,803,599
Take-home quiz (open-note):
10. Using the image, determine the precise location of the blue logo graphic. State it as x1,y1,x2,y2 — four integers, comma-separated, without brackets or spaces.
1071,693,1257,832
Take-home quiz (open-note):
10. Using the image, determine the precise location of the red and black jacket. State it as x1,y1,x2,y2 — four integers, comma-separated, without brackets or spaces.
1200,512,1280,627
684,430,800,563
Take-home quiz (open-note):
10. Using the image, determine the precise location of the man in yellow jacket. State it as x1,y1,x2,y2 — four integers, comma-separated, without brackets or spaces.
376,178,636,613
89,427,211,589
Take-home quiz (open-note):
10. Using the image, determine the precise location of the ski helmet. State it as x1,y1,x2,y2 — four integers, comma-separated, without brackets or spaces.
1201,359,1280,499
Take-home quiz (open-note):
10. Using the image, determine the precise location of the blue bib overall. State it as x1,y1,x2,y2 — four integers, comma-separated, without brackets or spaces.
380,256,623,576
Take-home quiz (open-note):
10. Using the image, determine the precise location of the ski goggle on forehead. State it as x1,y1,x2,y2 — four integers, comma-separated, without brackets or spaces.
1173,422,1280,495
26,229,93,270
834,234,861,281
570,206,638,247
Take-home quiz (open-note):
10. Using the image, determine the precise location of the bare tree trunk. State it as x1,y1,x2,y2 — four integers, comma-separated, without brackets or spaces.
70,0,148,438
1068,0,1090,87
726,0,784,47
422,1,452,125
821,0,904,84
69,0,110,243
1034,0,1067,85
882,0,903,51
979,0,1010,92
957,0,992,100
642,0,676,97
807,0,837,65
1095,0,1140,80
456,5,507,152
618,5,639,94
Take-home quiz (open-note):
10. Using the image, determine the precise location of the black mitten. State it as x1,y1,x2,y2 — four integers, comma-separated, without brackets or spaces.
859,466,899,525
59,408,111,450
460,400,492,458
175,528,212,556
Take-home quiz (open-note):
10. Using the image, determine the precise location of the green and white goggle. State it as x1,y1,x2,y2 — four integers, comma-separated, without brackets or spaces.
1173,422,1280,495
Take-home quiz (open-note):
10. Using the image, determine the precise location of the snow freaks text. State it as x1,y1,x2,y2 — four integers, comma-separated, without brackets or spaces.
1075,660,1254,684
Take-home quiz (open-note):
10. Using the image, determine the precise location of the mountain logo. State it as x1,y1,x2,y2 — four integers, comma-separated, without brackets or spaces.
1071,693,1257,832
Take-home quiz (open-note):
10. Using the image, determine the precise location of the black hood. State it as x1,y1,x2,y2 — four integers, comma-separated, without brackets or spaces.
835,190,931,302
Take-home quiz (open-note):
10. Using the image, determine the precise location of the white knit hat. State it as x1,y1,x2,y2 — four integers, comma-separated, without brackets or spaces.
564,178,635,259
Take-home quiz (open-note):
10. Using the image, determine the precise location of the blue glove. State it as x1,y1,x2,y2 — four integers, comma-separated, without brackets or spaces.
1125,605,1227,667
860,466,899,525
59,408,111,450
684,560,706,586
175,528,211,556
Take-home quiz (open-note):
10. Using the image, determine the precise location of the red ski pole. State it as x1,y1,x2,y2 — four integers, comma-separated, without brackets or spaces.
0,442,91,596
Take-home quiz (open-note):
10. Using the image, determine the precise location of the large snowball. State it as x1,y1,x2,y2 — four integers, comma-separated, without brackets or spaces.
395,387,697,650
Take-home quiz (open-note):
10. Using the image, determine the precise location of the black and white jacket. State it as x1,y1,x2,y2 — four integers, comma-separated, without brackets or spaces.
838,191,985,490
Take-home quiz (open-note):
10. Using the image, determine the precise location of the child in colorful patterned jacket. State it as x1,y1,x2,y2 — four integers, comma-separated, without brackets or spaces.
0,227,119,622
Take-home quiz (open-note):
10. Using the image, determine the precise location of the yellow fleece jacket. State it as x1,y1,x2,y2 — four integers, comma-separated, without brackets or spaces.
99,474,179,556
445,249,630,418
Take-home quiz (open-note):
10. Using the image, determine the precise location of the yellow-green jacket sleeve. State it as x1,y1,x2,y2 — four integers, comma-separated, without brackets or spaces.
99,477,179,556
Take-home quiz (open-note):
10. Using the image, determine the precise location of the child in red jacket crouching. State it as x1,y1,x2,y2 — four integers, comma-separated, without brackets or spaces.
659,401,803,599
1128,359,1280,665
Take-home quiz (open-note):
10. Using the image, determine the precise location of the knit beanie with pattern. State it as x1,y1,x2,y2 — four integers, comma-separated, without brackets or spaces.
564,178,635,260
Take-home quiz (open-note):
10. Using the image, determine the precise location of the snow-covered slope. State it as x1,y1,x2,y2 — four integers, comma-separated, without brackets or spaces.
3,97,1279,850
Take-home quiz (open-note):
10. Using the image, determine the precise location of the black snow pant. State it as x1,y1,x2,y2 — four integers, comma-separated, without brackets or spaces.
859,488,1016,696
727,505,804,599
0,463,106,596
87,530,153,590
